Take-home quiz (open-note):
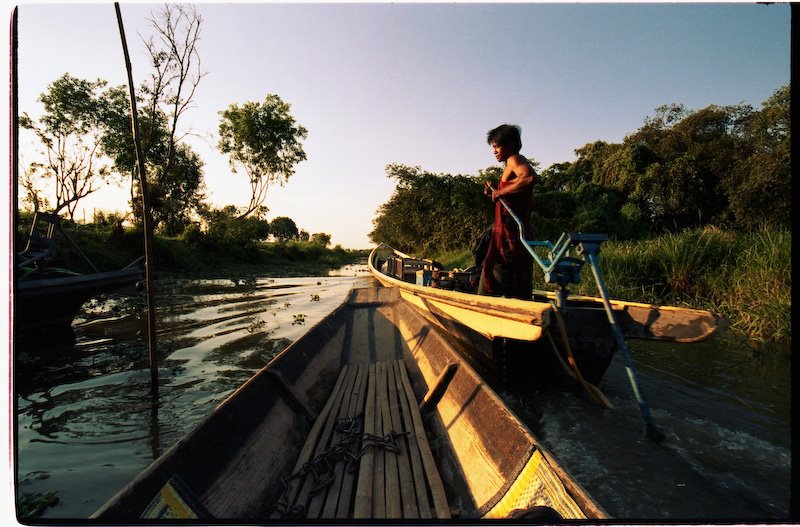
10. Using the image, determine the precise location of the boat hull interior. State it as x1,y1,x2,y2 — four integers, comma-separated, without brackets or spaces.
92,284,606,521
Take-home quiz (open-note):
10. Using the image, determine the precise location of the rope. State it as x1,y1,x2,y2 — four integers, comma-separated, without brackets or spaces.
270,414,409,518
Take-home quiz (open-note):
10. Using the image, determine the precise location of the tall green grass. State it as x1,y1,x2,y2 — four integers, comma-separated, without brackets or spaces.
583,227,791,342
428,227,791,343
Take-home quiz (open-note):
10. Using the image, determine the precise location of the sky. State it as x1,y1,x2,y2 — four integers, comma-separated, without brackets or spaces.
5,1,791,251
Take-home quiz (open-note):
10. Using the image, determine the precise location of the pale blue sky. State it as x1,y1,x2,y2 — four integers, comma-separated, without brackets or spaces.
7,1,792,248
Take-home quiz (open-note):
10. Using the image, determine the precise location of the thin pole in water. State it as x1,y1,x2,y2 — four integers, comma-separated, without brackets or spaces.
583,251,664,442
114,3,159,396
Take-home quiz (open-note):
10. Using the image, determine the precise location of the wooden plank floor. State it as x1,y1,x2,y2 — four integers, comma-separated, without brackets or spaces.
271,360,450,519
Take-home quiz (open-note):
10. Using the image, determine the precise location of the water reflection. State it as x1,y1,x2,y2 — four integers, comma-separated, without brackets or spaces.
15,273,368,519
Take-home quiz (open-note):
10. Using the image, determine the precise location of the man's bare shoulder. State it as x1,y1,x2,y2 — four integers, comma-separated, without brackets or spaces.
506,154,528,166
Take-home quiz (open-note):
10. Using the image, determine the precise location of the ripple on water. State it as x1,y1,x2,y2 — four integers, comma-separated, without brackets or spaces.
15,274,368,519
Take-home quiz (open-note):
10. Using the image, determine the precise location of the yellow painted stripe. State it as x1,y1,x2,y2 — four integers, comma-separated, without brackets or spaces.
158,483,199,519
482,451,543,519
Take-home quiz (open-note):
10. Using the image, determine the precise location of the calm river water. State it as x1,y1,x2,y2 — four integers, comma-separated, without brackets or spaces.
13,266,791,521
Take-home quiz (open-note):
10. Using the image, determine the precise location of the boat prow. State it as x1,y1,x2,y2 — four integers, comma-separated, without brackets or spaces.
92,284,608,521
534,290,725,343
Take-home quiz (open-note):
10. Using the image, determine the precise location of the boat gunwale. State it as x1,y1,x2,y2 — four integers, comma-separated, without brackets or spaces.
91,284,608,521
368,245,552,325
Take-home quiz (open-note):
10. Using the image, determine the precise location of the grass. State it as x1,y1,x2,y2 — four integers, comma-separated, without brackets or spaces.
428,227,791,344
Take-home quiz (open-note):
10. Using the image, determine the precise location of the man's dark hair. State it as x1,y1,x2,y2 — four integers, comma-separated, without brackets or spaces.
487,124,522,153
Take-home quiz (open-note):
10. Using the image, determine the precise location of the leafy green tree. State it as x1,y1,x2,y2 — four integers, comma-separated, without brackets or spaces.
724,84,791,229
149,145,207,236
218,95,308,217
311,232,332,246
563,102,752,233
370,164,493,253
270,216,299,241
19,74,118,220
539,162,579,193
99,84,167,181
199,205,270,259
101,84,206,236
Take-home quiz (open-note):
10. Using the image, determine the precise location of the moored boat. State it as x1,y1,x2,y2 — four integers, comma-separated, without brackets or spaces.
91,284,608,521
15,265,143,331
14,211,143,333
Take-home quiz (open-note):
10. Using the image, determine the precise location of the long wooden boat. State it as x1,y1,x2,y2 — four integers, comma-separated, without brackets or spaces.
368,244,723,388
91,284,608,521
15,265,142,331
15,211,143,332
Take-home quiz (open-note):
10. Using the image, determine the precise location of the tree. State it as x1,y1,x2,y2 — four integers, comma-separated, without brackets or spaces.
199,205,270,260
311,233,332,246
270,216,299,241
370,164,493,253
141,4,205,179
218,95,308,217
724,84,791,229
621,103,749,230
19,74,117,220
100,5,207,234
149,144,207,236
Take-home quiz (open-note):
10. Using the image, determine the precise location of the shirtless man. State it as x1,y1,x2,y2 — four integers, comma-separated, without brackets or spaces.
478,124,538,299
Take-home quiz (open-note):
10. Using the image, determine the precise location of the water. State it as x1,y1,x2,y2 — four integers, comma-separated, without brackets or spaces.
13,270,791,521
15,272,370,519
504,337,791,520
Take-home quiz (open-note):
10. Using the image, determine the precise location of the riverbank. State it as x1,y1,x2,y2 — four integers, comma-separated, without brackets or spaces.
430,227,791,344
17,219,789,343
16,219,369,279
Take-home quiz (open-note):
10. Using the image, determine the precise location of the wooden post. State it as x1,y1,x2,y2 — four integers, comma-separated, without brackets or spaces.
114,3,159,396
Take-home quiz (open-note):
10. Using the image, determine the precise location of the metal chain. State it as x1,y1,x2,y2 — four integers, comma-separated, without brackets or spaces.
270,414,409,518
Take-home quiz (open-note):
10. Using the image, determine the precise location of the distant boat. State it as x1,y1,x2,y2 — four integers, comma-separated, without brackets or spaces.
14,212,143,332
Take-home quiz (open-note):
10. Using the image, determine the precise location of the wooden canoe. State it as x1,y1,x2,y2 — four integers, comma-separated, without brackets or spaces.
91,284,608,521
15,265,143,331
368,244,723,387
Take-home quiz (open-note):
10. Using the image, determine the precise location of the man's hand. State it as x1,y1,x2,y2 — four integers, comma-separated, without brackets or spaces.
484,181,495,198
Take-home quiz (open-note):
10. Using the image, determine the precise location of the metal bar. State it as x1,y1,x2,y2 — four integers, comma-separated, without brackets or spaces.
583,251,664,442
497,198,552,271
56,224,100,273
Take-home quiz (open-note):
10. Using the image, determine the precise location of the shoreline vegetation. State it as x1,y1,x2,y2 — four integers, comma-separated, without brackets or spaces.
430,226,791,346
16,215,369,279
19,218,789,347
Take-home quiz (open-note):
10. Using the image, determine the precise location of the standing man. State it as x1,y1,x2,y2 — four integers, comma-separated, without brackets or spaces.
478,124,538,299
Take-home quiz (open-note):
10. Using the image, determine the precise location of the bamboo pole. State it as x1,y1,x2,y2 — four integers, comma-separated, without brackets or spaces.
114,3,159,396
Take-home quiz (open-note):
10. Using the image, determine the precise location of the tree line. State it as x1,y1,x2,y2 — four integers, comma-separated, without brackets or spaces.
370,84,790,254
18,4,317,250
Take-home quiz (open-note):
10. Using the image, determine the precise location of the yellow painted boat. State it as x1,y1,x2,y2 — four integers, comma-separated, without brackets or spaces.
368,244,723,387
92,284,608,521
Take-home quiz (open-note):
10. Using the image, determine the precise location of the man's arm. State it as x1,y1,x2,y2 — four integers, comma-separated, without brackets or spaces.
491,155,537,200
